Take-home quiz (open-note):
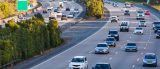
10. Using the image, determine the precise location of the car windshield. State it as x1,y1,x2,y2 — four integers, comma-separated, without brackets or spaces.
71,58,84,62
136,28,142,30
140,21,145,23
109,31,117,34
106,38,114,41
127,43,136,46
137,11,143,13
95,64,110,69
121,23,128,26
97,44,107,47
145,55,156,59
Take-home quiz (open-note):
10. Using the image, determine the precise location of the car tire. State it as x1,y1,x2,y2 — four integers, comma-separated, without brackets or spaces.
143,64,145,67
114,44,116,47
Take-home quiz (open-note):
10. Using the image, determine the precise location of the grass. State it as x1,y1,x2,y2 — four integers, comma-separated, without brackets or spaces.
151,4,160,10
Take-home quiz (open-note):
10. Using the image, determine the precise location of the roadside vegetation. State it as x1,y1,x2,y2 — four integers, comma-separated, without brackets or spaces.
85,0,104,18
0,13,63,68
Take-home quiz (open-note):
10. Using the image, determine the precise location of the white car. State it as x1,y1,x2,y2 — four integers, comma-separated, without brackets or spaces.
95,43,110,54
139,20,146,27
134,27,143,35
69,56,88,69
67,12,74,18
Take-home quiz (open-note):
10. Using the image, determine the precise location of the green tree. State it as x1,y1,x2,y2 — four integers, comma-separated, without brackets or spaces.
6,19,20,31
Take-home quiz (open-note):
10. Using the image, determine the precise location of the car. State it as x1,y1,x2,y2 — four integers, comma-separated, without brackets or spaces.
154,25,160,33
66,8,70,11
156,30,160,38
153,22,160,30
49,17,56,20
106,37,116,47
74,8,79,14
143,53,157,67
67,12,75,18
42,10,47,13
145,10,151,15
47,7,53,11
54,9,58,12
120,21,130,32
113,2,118,7
139,20,146,27
92,63,112,69
133,27,143,35
95,43,109,54
136,10,145,20
61,15,67,20
125,3,131,8
108,30,119,41
110,16,119,23
124,10,130,16
69,56,88,69
125,43,137,52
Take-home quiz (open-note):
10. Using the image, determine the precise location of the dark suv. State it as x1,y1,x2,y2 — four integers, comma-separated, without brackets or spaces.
106,37,116,47
92,63,112,69
154,26,160,33
108,30,119,41
156,30,160,38
124,10,130,16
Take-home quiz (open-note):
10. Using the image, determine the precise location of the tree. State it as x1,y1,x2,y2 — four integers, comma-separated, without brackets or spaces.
6,19,20,31
34,13,44,22
86,0,104,18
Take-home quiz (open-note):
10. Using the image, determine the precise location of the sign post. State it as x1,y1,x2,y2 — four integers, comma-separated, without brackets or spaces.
17,0,28,11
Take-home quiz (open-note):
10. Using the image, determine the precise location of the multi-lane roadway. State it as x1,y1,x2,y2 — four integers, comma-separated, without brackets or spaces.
30,1,160,69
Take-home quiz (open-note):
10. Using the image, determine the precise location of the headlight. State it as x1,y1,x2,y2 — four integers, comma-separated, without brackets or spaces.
143,60,147,63
152,60,157,63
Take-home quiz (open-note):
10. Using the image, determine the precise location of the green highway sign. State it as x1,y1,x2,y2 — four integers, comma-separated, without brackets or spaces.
17,0,28,11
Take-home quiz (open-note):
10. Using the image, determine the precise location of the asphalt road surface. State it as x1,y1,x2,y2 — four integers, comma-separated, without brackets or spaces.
31,2,160,69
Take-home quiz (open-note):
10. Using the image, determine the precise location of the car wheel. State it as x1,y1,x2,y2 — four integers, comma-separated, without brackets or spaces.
114,44,116,47
143,64,145,67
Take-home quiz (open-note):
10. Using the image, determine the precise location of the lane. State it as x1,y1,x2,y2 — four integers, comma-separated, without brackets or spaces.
31,1,160,69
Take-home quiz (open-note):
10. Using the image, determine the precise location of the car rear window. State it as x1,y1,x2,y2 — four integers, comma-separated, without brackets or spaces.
127,43,136,46
145,55,156,59
95,64,110,69
106,38,114,41
97,44,107,47
109,31,118,34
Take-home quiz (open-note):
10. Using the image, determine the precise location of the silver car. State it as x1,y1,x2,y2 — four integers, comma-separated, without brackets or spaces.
95,43,109,54
143,53,157,67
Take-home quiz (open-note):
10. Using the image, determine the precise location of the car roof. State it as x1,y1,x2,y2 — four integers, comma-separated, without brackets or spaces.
136,27,142,29
106,37,115,39
109,30,118,31
74,56,85,58
98,43,107,45
96,63,110,65
145,53,156,56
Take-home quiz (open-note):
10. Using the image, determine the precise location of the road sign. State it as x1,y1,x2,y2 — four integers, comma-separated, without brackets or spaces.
17,0,28,11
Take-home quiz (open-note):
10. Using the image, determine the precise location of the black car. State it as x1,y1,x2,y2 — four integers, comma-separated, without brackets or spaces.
92,63,112,69
106,37,116,47
156,30,160,38
154,26,160,33
124,10,130,16
153,22,160,30
66,8,70,11
125,43,137,52
43,10,47,13
108,30,119,41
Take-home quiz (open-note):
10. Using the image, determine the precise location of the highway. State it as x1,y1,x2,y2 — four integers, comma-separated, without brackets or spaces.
31,1,160,69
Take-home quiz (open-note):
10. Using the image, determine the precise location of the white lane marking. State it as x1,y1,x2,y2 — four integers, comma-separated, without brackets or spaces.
137,58,140,62
109,57,112,60
132,65,135,68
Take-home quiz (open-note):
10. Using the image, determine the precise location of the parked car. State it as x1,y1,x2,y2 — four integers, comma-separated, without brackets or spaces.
74,8,79,14
69,56,88,69
67,12,75,18
106,37,116,47
66,7,70,11
125,43,137,52
95,43,109,54
139,20,146,27
61,15,67,20
143,53,157,67
133,27,143,35
153,22,160,30
43,10,47,13
120,21,130,32
108,30,119,41
154,26,160,33
92,63,112,69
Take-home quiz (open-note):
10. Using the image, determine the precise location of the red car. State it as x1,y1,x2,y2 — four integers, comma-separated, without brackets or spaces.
145,11,151,15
